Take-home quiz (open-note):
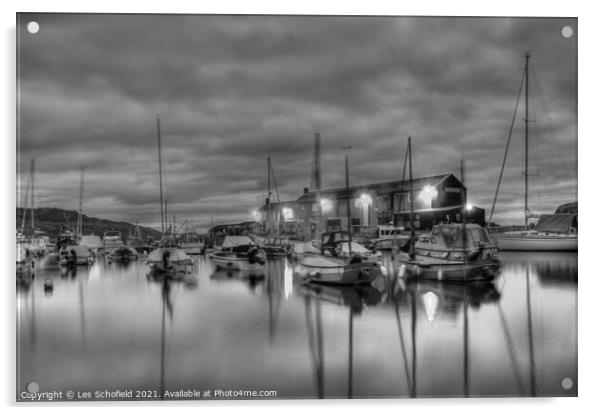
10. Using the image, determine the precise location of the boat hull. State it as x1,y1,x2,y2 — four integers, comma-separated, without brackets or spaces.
296,254,382,285
399,255,499,282
495,233,577,251
209,253,265,272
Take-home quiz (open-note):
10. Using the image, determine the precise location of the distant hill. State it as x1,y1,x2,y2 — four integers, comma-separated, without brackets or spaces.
16,207,162,240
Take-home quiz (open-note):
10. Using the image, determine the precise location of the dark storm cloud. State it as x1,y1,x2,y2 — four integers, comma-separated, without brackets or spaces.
17,14,577,228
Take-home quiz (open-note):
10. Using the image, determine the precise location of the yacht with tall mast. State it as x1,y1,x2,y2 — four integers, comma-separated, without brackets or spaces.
146,117,193,274
491,52,577,251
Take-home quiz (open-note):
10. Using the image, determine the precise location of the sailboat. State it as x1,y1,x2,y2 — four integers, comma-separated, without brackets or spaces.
491,52,577,251
297,147,383,285
146,117,193,275
397,137,499,282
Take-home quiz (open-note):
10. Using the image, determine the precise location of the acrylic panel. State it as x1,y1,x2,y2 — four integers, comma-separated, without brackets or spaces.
16,14,577,401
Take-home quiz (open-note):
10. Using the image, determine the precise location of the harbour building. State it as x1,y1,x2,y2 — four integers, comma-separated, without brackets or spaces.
258,173,485,238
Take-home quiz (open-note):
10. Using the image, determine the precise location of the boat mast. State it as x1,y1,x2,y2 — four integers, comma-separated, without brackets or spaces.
156,117,165,234
77,167,85,238
343,146,353,254
408,137,414,231
267,156,271,233
30,158,35,234
523,51,531,230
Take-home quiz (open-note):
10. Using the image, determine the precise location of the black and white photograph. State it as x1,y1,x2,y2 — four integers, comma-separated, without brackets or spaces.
15,12,577,401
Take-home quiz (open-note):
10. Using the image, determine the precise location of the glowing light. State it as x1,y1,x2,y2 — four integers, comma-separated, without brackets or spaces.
355,193,373,208
282,207,294,221
251,209,262,221
422,291,439,326
465,204,473,211
418,185,438,205
320,198,333,213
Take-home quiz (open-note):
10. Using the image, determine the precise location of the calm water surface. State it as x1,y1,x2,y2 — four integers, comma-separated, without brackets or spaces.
17,251,577,399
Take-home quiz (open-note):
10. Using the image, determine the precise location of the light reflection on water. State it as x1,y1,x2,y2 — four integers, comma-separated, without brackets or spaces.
16,251,577,399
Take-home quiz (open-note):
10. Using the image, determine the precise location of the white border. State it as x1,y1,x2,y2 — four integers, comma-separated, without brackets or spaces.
2,1,600,414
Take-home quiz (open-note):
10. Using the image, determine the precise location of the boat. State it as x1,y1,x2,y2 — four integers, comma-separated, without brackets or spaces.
209,235,266,272
398,223,500,282
102,231,124,253
495,205,577,251
297,254,382,285
106,245,139,262
178,230,204,255
79,234,103,253
489,52,577,251
16,244,35,278
256,236,292,257
146,246,193,273
58,244,95,266
317,231,381,262
295,148,383,286
373,224,409,251
127,225,153,254
56,225,77,250
145,117,194,275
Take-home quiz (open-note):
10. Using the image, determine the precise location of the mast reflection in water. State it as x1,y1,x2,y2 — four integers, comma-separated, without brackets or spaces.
16,252,576,399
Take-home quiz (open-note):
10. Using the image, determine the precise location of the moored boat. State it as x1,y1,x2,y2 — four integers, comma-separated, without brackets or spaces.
59,244,95,266
107,245,140,262
209,235,266,272
147,247,194,274
296,253,382,285
256,236,292,257
178,230,204,255
398,223,500,282
102,231,124,253
494,209,577,251
79,234,103,254
16,244,35,278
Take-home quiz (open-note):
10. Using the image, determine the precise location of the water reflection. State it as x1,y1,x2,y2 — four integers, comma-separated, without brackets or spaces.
16,252,577,399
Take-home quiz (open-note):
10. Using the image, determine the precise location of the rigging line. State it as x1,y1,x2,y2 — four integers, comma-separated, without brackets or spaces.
20,174,31,234
270,163,281,203
489,71,526,224
531,66,576,194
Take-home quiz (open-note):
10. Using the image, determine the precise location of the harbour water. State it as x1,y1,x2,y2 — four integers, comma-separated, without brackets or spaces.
16,252,577,400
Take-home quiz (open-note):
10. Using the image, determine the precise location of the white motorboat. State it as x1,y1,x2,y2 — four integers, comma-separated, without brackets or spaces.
398,223,500,282
209,235,266,272
147,247,193,274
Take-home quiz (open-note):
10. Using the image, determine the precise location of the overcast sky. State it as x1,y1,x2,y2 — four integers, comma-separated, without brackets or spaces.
17,14,577,230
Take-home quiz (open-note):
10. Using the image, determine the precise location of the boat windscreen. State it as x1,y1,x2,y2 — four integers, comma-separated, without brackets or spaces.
433,225,490,248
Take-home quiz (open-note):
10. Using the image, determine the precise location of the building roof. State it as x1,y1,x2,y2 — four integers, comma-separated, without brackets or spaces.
296,173,457,203
258,200,298,213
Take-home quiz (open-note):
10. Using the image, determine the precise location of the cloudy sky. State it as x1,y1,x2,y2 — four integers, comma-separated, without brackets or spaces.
17,14,577,230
